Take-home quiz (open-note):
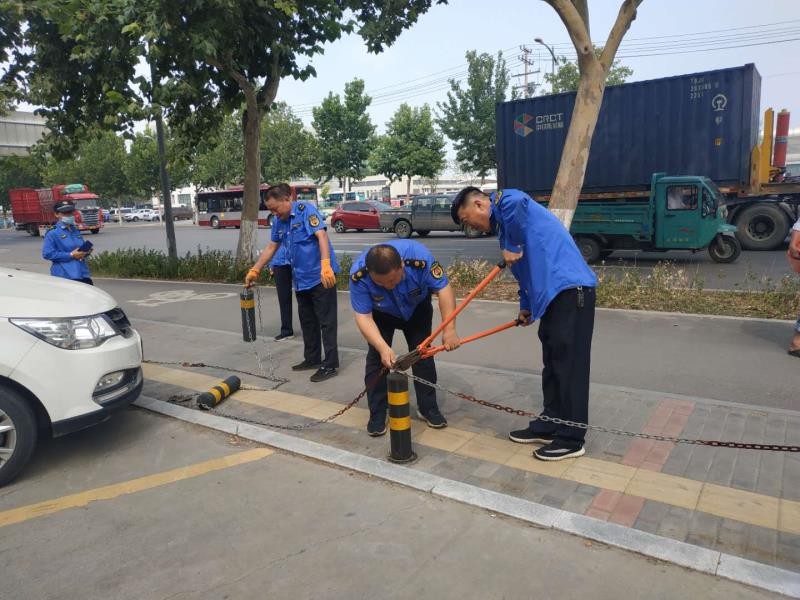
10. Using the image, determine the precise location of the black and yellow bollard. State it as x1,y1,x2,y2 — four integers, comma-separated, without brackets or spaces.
197,376,241,410
240,288,256,342
387,372,417,463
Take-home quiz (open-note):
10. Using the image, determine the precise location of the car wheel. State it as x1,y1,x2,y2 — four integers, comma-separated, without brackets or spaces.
575,236,602,264
416,230,430,237
357,228,364,232
734,204,790,251
133,216,139,222
708,235,741,263
394,220,412,239
91,229,100,234
463,225,482,238
333,220,346,233
210,216,220,229
0,385,38,487
153,216,160,222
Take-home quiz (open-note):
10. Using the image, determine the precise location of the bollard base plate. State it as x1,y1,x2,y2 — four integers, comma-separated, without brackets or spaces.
388,451,417,464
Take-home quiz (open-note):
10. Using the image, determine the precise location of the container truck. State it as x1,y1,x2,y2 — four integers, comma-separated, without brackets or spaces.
496,64,800,251
9,183,103,236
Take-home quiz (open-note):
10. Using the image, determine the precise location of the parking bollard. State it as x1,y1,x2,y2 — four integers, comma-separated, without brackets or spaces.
240,288,256,342
197,376,241,410
387,372,417,463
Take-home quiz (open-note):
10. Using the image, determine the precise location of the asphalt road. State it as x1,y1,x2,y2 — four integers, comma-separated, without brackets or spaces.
0,221,793,289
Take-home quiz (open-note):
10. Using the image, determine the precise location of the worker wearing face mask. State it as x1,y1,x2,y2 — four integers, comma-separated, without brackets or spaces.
42,200,94,284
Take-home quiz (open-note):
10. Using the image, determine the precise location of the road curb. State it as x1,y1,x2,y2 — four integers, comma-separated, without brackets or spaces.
136,395,800,598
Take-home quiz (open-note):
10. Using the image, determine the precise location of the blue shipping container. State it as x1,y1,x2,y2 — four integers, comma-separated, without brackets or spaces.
496,64,761,194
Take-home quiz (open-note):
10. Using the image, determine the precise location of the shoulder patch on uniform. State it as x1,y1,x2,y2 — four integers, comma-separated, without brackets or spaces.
309,214,320,227
404,259,427,269
351,268,367,282
494,189,503,205
430,261,444,279
297,203,305,211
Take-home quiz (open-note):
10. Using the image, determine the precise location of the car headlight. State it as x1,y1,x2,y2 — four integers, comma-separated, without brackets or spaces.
10,314,118,350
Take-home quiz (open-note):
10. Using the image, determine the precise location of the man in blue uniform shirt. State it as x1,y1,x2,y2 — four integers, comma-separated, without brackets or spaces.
452,187,597,461
350,241,460,436
247,183,340,382
42,200,93,284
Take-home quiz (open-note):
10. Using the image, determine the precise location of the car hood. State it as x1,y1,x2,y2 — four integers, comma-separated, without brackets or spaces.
0,267,117,318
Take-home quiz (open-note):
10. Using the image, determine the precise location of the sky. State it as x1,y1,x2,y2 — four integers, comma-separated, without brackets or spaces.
276,0,800,137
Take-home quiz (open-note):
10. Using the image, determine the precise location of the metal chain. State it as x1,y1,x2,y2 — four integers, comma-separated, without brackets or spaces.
253,285,285,383
395,370,800,452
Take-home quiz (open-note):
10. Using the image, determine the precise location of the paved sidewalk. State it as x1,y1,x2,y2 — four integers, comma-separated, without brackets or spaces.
134,311,800,581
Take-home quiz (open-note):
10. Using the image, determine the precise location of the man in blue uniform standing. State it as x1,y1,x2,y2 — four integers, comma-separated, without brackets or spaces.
247,183,340,382
269,236,294,342
42,200,93,284
452,187,597,461
350,241,460,436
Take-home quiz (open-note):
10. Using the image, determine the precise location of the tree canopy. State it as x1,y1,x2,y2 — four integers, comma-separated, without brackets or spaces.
436,50,513,182
371,103,445,199
312,79,375,188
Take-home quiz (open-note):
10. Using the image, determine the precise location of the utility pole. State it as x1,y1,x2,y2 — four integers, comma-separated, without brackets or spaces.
513,45,539,98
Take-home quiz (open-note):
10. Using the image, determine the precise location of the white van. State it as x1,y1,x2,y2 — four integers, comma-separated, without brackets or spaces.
0,268,143,486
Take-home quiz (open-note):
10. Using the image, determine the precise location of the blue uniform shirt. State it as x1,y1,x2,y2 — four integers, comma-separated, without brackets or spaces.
268,240,290,269
42,221,91,281
270,201,339,291
349,240,448,320
491,189,597,320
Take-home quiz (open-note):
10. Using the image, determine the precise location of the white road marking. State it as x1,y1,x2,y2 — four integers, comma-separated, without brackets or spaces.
128,289,237,307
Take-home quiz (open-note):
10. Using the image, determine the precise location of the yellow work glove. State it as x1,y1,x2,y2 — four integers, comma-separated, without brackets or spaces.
320,258,336,288
245,267,261,287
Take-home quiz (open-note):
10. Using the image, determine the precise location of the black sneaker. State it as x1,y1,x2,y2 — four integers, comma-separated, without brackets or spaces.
417,409,447,429
508,429,557,444
292,360,321,371
274,332,294,341
310,367,337,382
367,416,387,437
534,440,585,461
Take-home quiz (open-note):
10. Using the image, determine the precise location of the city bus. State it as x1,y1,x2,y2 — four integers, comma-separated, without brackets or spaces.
196,184,318,228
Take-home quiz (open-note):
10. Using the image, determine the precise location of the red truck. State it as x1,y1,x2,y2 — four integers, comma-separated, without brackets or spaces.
10,184,103,236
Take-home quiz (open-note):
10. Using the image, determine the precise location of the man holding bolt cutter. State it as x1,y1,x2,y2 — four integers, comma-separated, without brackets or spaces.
452,187,597,461
350,241,460,436
246,183,340,383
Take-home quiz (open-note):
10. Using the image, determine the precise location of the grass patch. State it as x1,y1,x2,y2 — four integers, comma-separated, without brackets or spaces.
90,249,799,320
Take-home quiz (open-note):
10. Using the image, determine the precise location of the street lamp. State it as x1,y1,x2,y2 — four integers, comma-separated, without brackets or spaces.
534,37,557,76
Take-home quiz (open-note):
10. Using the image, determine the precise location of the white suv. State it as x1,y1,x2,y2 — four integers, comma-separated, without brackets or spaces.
124,208,160,222
0,268,143,486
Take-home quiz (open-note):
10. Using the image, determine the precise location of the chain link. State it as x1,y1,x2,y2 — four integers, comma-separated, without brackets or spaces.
395,370,800,452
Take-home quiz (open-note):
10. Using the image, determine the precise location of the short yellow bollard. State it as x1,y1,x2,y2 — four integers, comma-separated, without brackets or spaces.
197,376,241,410
387,372,417,463
241,288,256,342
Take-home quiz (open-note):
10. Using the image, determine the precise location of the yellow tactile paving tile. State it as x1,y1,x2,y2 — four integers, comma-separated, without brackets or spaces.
697,483,780,530
416,427,476,452
458,434,518,464
0,448,273,529
504,451,572,478
779,500,800,536
143,364,800,535
562,457,636,492
624,469,702,511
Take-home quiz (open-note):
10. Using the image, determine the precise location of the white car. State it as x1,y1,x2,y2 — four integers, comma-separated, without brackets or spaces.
0,268,143,486
124,208,160,222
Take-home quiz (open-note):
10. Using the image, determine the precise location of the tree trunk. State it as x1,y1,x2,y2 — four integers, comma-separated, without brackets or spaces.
236,99,262,262
406,176,411,202
547,60,606,229
149,60,176,260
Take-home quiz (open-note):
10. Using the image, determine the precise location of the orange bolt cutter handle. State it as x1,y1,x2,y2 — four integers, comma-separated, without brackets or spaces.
420,319,520,359
418,260,506,351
